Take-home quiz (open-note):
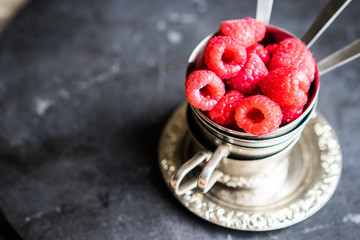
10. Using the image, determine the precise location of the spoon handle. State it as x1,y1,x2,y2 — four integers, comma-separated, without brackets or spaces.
318,38,360,76
256,0,274,25
0,0,29,36
301,0,352,48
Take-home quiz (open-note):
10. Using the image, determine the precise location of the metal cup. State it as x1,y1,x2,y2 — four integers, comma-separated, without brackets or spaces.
170,25,320,195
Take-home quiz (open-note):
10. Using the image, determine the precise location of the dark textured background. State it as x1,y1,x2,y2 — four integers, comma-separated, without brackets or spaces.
0,0,359,239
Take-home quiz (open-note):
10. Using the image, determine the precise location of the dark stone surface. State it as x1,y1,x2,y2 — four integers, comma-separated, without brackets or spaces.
0,0,359,239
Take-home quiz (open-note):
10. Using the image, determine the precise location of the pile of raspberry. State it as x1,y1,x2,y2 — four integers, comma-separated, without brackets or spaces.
186,17,316,136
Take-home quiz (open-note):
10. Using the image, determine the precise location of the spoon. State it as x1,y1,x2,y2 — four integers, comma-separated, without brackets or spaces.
317,38,360,75
301,0,352,48
256,0,274,25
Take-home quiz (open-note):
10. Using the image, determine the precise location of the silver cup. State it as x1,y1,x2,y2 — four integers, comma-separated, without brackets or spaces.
170,25,320,195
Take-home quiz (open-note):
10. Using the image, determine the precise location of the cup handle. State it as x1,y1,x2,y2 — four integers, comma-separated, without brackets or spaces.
170,151,211,195
170,144,229,195
198,144,229,193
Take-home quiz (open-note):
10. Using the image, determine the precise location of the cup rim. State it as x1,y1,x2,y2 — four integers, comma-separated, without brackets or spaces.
189,99,316,147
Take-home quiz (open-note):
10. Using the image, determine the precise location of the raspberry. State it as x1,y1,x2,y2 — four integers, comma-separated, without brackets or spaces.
205,36,247,79
220,18,266,48
225,53,268,96
235,95,282,136
265,43,278,55
209,90,245,128
281,105,304,125
265,43,278,66
194,55,208,71
269,38,316,82
247,43,269,66
186,70,225,111
260,68,310,107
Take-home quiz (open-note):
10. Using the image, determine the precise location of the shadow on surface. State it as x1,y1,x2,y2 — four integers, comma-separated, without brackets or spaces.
0,209,22,240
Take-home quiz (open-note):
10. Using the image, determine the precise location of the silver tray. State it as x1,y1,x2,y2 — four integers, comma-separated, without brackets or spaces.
158,104,342,231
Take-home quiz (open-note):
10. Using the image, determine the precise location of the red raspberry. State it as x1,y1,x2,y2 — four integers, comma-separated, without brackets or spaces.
235,95,282,136
265,43,278,66
194,55,208,70
281,105,304,125
269,38,316,82
247,43,269,66
265,43,278,55
209,90,245,128
260,68,310,107
220,18,266,48
186,70,225,111
225,53,268,96
205,36,247,79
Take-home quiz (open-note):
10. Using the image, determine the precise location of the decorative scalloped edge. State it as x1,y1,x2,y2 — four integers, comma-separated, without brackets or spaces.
158,105,342,231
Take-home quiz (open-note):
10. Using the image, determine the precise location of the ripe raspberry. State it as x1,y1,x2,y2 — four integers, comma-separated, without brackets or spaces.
281,105,304,125
194,55,208,71
205,36,247,79
186,70,225,111
260,68,310,107
225,53,268,96
265,43,278,66
209,90,245,128
269,38,316,82
265,43,278,55
247,43,270,66
220,18,266,48
235,95,282,136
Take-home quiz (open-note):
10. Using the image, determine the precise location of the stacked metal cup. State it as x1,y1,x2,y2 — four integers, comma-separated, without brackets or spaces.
170,26,320,196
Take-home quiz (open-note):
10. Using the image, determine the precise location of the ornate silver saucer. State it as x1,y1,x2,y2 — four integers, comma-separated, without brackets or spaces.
158,104,342,231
